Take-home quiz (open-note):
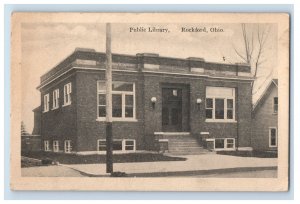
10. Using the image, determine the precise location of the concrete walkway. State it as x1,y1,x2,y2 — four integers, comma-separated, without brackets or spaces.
22,165,85,177
61,154,277,177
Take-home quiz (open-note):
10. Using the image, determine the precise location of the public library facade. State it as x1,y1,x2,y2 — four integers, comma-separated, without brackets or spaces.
35,48,253,154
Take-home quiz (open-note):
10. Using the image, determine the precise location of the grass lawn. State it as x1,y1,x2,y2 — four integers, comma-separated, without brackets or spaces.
216,150,277,158
21,156,44,168
22,151,186,165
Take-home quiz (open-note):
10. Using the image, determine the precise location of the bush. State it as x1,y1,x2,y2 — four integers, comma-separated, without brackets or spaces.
110,171,128,177
41,158,53,165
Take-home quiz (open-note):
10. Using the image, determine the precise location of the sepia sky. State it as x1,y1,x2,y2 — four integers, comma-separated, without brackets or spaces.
21,23,278,133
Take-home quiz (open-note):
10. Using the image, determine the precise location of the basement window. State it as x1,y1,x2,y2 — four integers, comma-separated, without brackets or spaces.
214,138,235,150
64,140,72,153
124,140,135,151
44,140,50,151
53,140,59,152
97,139,136,152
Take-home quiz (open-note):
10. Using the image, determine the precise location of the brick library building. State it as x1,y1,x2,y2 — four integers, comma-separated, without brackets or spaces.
34,48,253,155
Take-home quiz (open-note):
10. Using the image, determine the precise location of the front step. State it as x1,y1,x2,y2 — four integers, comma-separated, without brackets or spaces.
156,133,211,155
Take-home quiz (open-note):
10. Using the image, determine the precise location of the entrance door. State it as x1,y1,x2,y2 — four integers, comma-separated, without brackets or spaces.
162,88,182,132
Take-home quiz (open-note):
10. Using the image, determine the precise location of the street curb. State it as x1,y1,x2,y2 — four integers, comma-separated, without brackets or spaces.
60,165,277,177
128,166,278,177
58,164,110,177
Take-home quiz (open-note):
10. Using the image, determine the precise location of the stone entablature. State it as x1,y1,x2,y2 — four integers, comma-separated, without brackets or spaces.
38,48,251,89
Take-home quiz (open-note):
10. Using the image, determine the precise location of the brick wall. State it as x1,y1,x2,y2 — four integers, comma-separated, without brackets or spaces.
143,74,252,149
75,71,145,151
40,72,77,152
40,68,252,152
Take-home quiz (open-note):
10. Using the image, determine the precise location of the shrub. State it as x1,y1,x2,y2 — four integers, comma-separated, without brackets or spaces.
41,158,53,165
110,171,128,177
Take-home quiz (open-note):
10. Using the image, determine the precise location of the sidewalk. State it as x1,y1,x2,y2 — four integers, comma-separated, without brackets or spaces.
61,154,277,177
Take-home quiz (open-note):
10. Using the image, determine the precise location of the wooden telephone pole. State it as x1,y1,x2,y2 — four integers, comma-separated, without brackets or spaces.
105,23,113,173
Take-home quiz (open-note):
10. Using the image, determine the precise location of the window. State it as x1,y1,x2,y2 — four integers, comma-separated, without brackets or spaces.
269,127,277,147
215,139,225,149
97,81,135,120
226,138,235,148
124,140,135,151
97,139,136,152
64,140,72,153
43,94,49,112
205,98,213,119
44,140,50,151
206,87,235,122
63,83,72,106
53,140,59,152
273,97,278,114
98,140,106,151
98,93,106,117
52,89,59,109
214,138,235,150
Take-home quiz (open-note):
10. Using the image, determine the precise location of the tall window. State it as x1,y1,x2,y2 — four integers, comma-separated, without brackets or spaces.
64,83,72,106
43,94,49,112
97,81,135,120
44,140,50,151
53,140,59,152
52,89,59,109
273,97,278,114
269,127,277,147
64,140,72,153
205,87,235,121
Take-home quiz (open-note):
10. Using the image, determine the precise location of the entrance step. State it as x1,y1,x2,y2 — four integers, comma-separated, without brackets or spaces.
158,133,211,155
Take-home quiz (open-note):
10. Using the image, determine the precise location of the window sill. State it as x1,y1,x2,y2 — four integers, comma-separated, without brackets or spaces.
62,103,71,107
51,107,59,110
97,150,136,154
214,148,236,151
96,118,138,122
43,110,49,113
205,119,237,123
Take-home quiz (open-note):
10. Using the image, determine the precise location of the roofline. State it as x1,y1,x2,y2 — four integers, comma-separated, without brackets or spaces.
39,50,251,82
32,106,41,112
40,50,77,80
37,66,254,90
272,79,278,87
252,79,278,112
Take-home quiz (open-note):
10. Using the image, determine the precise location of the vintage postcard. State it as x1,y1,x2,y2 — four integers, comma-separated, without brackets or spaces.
10,13,289,191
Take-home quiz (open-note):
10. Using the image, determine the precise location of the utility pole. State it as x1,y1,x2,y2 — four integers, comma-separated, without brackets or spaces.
105,23,113,173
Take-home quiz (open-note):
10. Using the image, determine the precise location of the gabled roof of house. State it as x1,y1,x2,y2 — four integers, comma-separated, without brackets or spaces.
252,79,278,114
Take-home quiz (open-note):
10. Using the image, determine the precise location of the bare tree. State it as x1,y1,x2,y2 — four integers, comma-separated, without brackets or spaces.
233,23,271,94
21,121,29,136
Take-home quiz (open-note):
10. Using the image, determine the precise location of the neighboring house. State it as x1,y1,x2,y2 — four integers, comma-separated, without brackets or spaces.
251,79,278,151
35,48,254,154
32,106,41,135
21,107,42,152
21,135,41,152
